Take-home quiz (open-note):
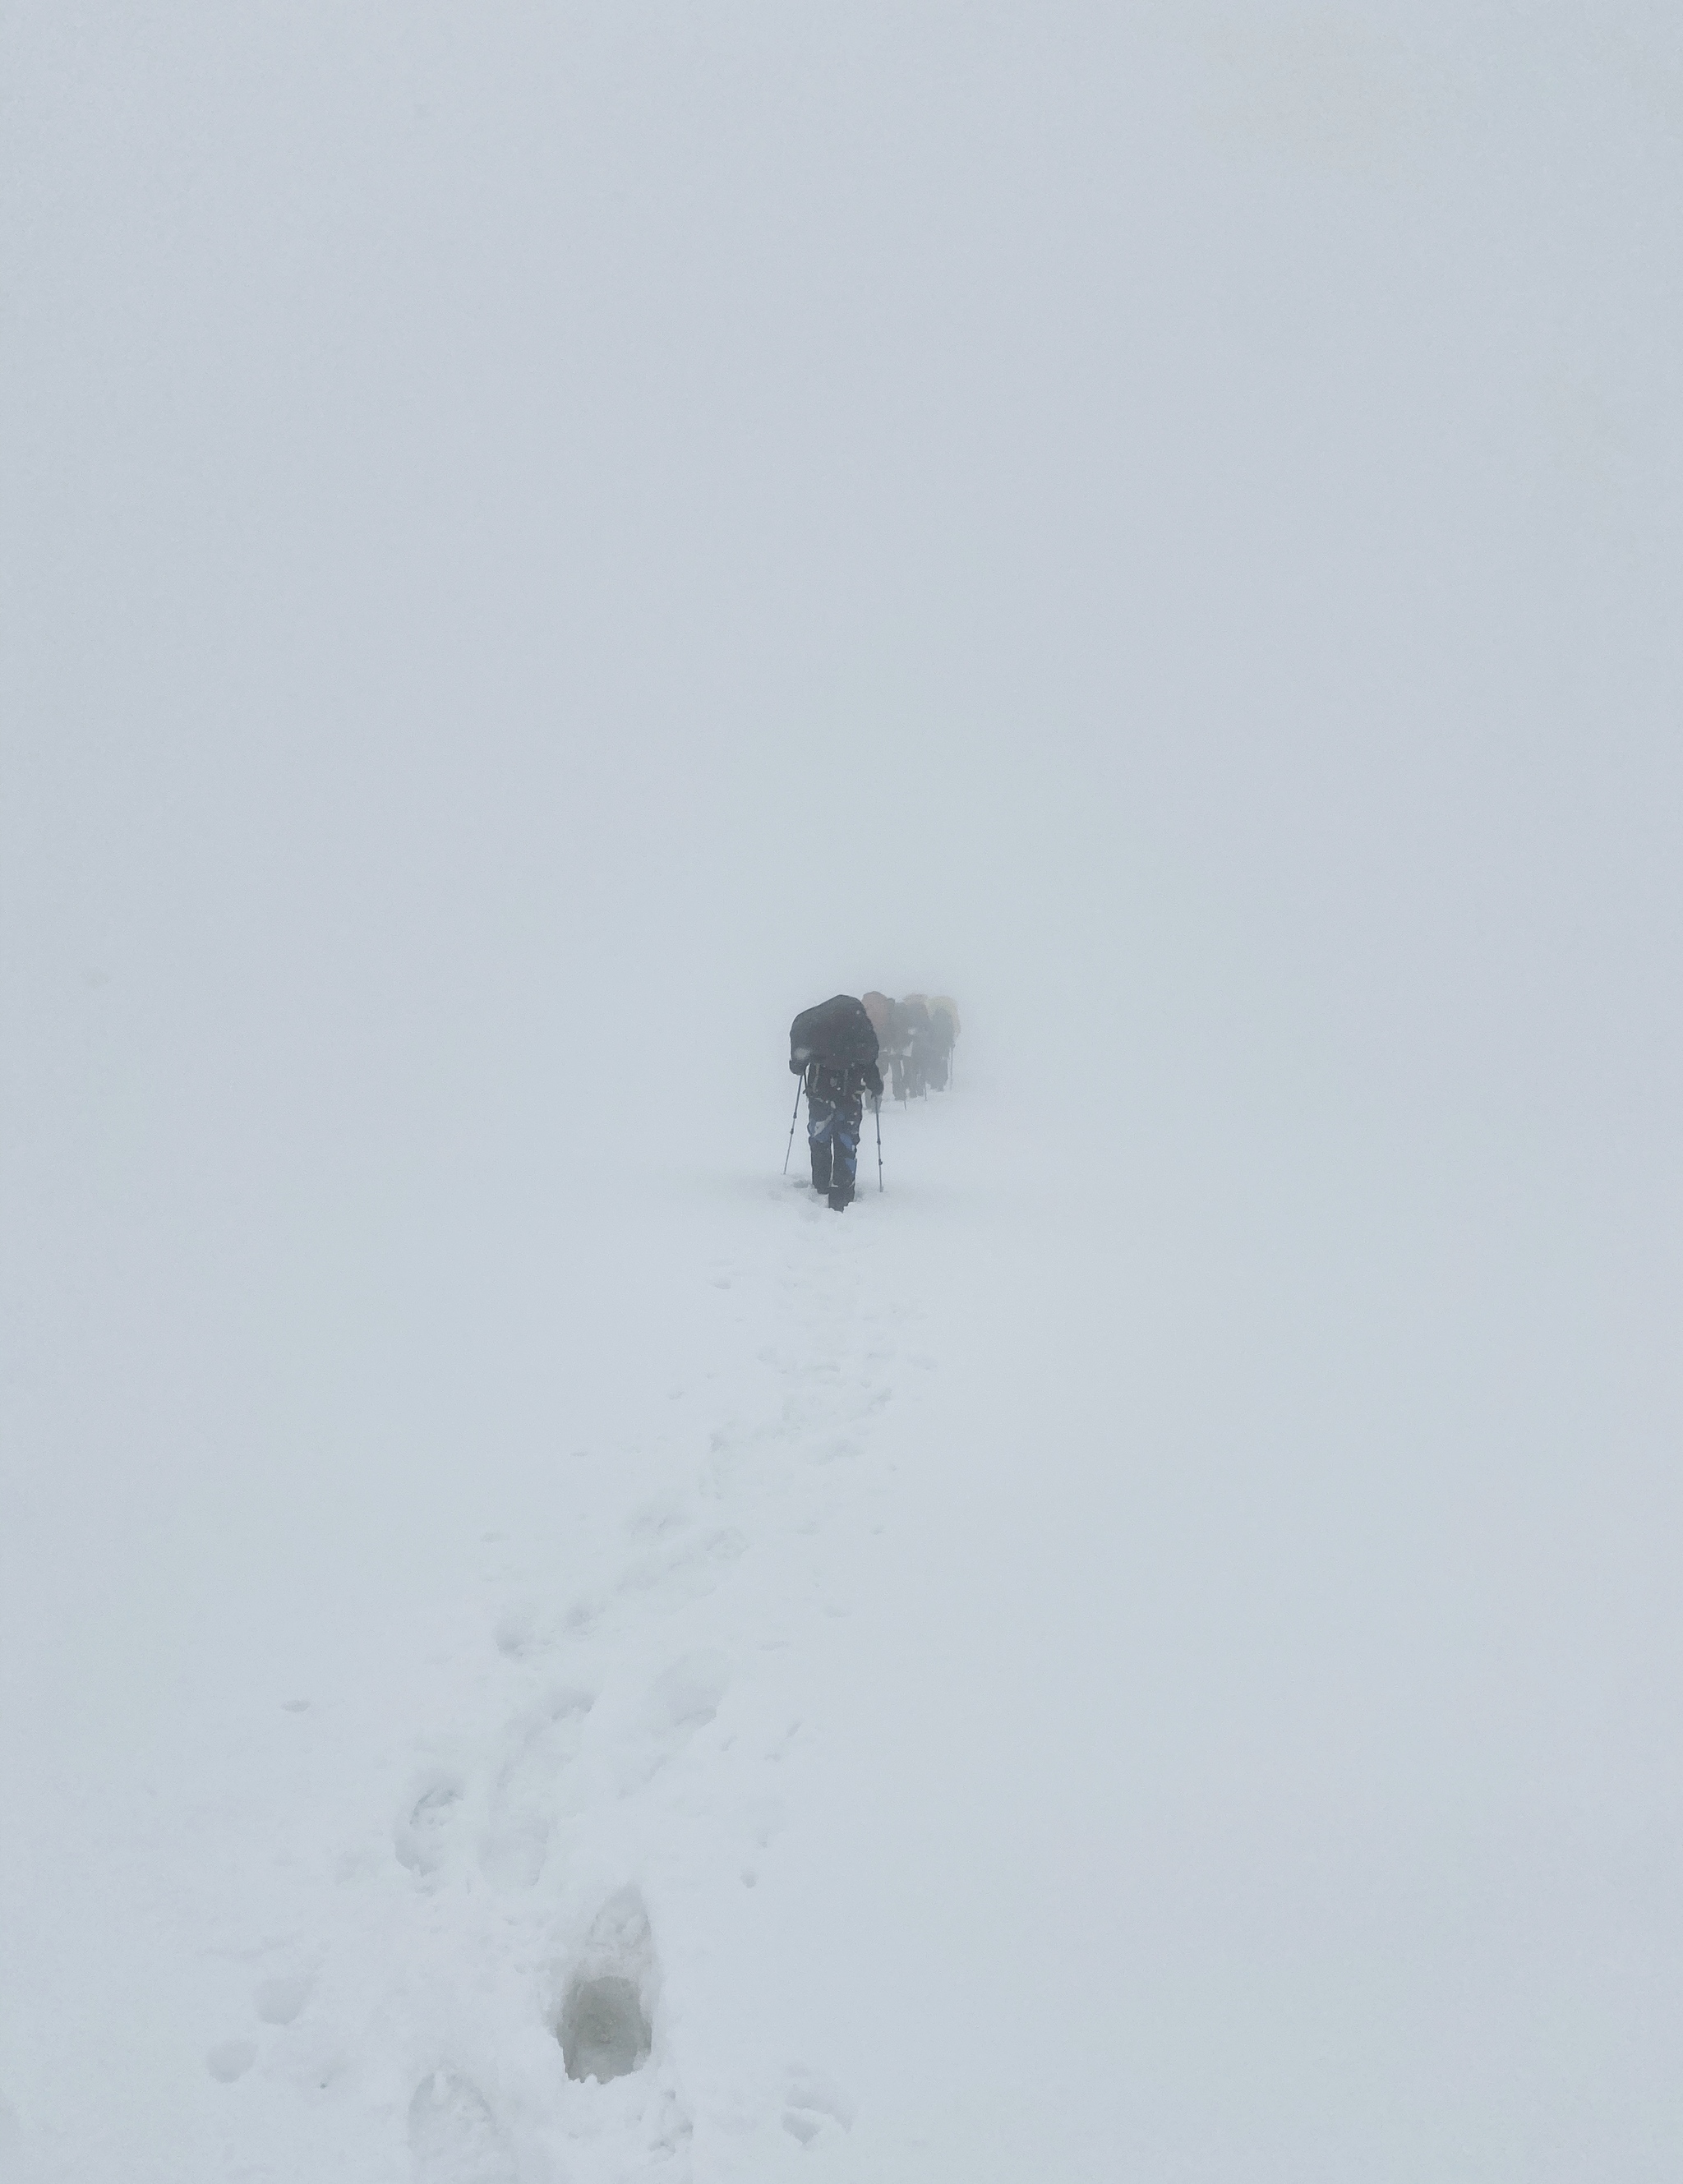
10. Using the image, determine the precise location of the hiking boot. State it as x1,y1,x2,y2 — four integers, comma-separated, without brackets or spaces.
827,1187,851,1212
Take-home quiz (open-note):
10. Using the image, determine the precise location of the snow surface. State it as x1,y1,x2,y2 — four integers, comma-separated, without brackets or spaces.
4,1,1682,2177
5,1048,1681,2181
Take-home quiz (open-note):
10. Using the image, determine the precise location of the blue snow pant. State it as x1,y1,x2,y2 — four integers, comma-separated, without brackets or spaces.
807,1085,863,1200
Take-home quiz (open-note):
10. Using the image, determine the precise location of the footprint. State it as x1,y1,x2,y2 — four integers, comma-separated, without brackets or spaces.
206,2040,256,2084
480,1685,593,1890
620,1527,747,1606
644,1650,731,1735
553,1889,658,2085
394,1772,463,1877
560,1593,604,1638
253,1970,312,2025
493,1604,542,1661
781,2066,855,2146
407,2066,517,2184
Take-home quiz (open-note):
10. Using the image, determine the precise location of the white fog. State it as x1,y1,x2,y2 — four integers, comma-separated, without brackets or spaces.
2,3,1680,2178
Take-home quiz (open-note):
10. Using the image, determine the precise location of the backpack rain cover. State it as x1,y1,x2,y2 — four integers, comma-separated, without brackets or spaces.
790,994,879,1071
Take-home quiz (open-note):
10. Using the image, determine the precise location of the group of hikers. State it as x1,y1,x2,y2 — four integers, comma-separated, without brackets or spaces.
787,991,962,1212
863,991,960,1101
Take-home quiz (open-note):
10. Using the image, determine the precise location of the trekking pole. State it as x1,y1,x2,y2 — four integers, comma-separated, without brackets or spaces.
782,1074,804,1175
874,1094,883,1191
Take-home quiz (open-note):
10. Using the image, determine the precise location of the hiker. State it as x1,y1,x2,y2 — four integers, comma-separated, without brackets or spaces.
883,998,915,1099
897,995,935,1099
864,991,906,1101
789,994,883,1211
928,997,960,1090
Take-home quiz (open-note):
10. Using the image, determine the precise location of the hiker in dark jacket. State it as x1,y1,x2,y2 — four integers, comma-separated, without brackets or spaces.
789,995,883,1211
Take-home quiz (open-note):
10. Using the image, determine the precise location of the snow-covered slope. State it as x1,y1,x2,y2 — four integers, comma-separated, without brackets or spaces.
6,1044,1681,2181
0,1079,1039,2182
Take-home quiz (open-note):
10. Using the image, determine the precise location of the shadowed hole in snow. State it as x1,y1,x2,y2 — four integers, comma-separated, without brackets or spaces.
556,1975,651,2083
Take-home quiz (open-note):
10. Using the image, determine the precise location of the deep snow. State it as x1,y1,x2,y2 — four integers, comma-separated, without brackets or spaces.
5,1047,1681,2180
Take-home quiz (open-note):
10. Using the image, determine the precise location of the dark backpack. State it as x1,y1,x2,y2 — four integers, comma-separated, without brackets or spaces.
790,994,879,1073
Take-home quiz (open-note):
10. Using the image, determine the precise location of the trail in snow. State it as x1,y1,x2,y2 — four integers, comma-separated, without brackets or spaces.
155,1101,957,2184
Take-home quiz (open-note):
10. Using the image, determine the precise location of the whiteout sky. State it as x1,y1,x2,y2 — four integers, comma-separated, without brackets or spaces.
4,3,1679,1090
2,3,1681,2180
